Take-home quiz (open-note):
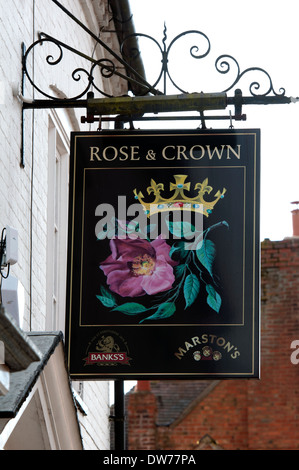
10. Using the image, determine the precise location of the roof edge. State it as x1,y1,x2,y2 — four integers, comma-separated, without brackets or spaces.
0,307,41,372
0,332,64,418
168,381,220,429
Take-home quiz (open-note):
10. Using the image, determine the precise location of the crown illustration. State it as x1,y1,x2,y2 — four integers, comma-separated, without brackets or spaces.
133,174,226,217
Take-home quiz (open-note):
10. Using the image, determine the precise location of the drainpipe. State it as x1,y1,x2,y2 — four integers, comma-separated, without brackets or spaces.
109,0,148,96
291,201,299,237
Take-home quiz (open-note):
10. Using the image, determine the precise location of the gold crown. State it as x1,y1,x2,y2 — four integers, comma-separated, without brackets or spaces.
133,175,226,217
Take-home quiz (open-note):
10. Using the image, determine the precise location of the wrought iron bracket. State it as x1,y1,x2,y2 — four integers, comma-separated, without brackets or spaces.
18,0,299,165
20,0,299,114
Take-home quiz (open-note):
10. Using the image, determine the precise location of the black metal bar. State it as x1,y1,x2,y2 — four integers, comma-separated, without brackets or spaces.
20,44,26,168
114,380,125,450
81,114,247,124
23,99,88,110
227,93,292,106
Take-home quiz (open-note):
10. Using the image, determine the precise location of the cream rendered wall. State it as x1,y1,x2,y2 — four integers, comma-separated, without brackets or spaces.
0,0,125,450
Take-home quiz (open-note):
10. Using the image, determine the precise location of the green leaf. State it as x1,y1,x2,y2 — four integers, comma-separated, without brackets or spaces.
166,220,195,239
96,295,117,308
184,274,200,309
140,302,176,323
196,239,216,277
100,286,116,301
112,303,147,315
169,241,189,260
174,264,187,278
204,220,229,238
206,284,222,313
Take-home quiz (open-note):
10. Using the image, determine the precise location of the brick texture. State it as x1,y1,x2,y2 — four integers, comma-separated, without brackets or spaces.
127,238,299,450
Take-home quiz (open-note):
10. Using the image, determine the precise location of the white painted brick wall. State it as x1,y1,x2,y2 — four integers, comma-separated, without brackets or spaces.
0,0,126,450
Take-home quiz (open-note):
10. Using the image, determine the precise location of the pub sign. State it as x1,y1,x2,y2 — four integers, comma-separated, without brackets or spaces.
65,129,260,379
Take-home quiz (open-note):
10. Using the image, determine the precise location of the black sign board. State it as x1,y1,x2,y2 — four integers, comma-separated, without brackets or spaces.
65,129,260,379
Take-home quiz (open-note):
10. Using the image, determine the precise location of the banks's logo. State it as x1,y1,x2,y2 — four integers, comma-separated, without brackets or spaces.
84,330,131,366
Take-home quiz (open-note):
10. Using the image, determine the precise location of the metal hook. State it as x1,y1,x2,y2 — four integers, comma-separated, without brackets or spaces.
97,115,102,131
199,110,207,129
229,110,234,129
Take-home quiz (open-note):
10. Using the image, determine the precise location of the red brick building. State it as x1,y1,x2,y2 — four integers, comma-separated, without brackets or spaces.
127,214,299,450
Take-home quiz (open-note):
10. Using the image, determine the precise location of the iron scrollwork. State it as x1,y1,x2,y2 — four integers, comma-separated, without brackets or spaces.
22,23,286,101
121,26,211,95
22,33,145,100
121,25,285,98
215,55,285,97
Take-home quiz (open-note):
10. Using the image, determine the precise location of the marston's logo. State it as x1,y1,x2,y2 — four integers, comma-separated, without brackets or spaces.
84,331,131,366
193,346,222,362
174,333,241,362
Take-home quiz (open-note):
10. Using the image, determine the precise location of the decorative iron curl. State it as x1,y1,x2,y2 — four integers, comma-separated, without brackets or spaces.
121,28,211,94
23,35,96,100
121,32,163,94
22,33,141,100
89,59,118,98
215,54,286,96
166,30,210,93
23,35,67,100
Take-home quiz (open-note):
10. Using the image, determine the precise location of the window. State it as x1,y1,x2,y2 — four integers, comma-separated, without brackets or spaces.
46,115,69,333
46,113,86,404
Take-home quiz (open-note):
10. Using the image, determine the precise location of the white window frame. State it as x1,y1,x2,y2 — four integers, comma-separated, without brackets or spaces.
46,114,70,334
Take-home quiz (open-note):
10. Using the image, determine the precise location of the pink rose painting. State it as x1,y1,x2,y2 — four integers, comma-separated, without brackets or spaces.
100,236,178,298
97,218,227,322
